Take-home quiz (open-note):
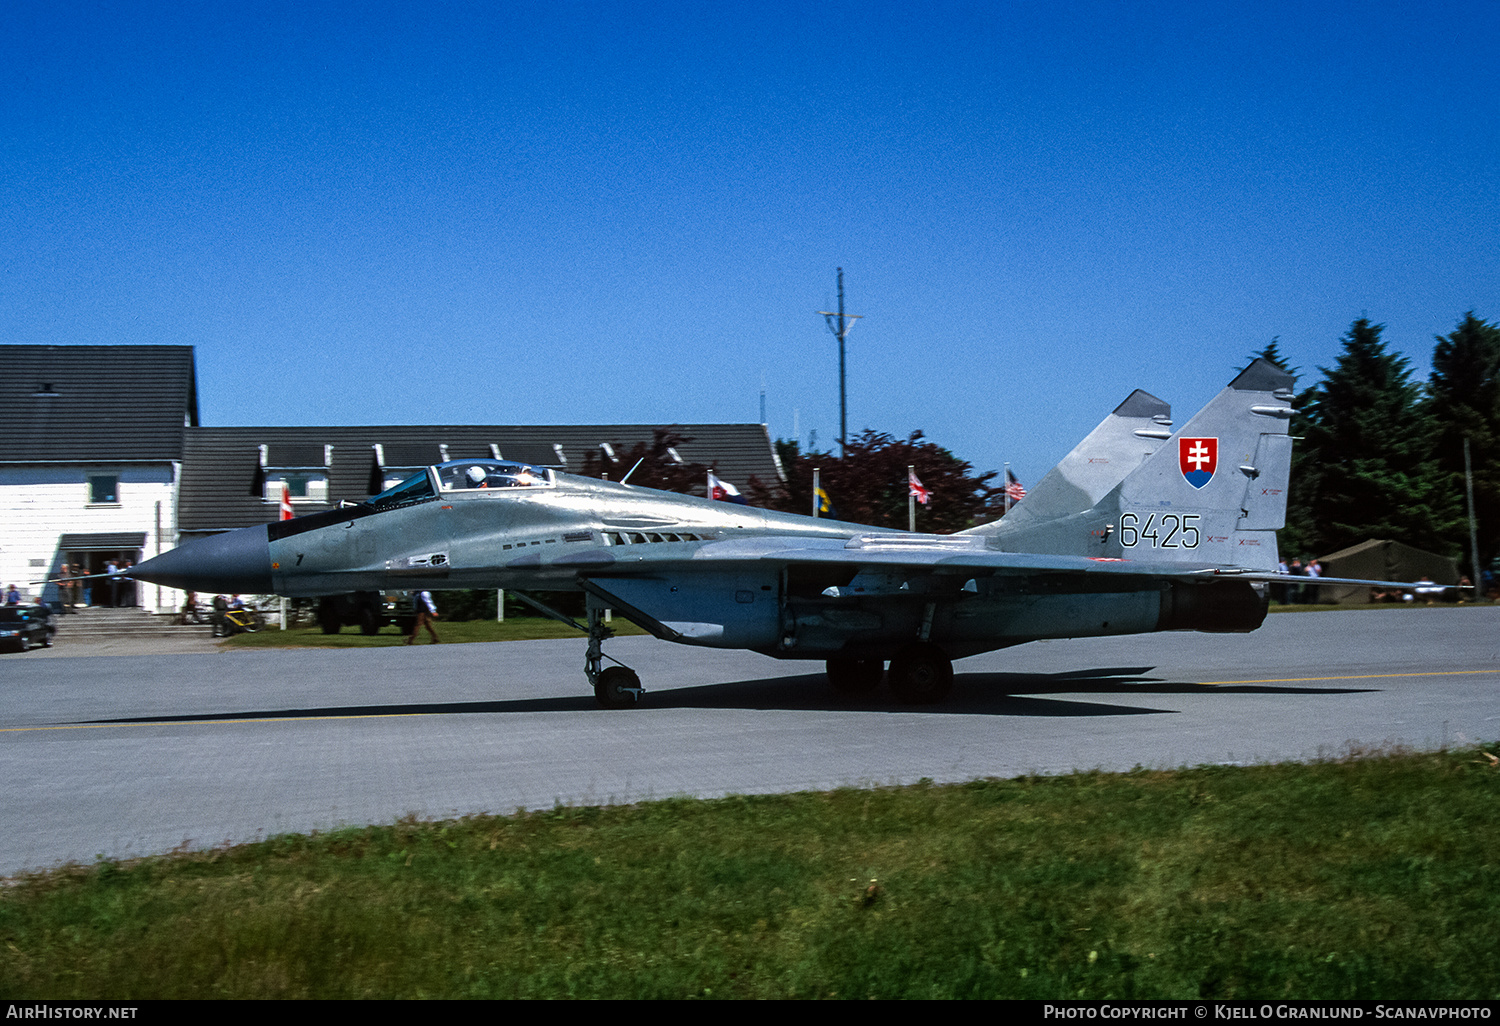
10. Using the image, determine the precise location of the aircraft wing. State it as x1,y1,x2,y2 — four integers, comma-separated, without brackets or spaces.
662,535,1435,589
673,533,1230,577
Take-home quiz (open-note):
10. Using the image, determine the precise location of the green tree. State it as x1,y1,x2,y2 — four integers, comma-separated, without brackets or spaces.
750,430,1003,533
1296,318,1458,556
1427,312,1500,571
1241,337,1298,377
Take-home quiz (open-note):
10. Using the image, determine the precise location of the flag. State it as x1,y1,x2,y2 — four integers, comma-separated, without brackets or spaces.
279,482,294,521
1005,468,1026,503
815,485,835,516
908,469,931,505
707,471,749,504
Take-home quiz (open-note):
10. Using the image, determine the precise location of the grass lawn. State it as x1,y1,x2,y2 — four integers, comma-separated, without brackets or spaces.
3,747,1497,999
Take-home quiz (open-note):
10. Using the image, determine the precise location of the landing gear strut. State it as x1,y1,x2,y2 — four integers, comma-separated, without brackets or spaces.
507,589,646,710
888,642,953,704
586,601,642,708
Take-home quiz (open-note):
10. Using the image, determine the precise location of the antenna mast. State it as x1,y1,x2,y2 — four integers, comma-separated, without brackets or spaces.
819,267,862,458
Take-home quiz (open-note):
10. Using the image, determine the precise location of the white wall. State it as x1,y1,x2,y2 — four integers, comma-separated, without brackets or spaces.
0,464,181,612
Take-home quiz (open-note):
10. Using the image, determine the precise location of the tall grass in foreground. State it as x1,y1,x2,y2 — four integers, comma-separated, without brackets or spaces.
3,747,1497,999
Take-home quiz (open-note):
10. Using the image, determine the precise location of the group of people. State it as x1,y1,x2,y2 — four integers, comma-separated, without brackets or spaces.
1273,557,1325,605
53,560,137,610
183,593,253,636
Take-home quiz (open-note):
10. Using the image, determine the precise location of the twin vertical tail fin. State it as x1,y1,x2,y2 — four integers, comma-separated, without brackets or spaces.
991,358,1297,571
963,388,1171,536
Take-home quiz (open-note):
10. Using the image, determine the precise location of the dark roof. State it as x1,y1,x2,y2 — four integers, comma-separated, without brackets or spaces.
0,345,198,462
179,424,783,532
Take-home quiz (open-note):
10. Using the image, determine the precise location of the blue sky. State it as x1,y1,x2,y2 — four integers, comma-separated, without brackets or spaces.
3,1,1496,484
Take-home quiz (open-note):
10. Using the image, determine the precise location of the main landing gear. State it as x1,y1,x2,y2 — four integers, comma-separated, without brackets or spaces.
826,642,953,705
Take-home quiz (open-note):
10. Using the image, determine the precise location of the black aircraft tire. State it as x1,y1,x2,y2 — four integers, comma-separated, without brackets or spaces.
826,658,884,695
888,643,953,705
594,666,642,709
319,617,342,635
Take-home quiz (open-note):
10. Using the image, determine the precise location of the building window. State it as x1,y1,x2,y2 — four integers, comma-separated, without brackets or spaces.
89,475,118,504
264,472,328,503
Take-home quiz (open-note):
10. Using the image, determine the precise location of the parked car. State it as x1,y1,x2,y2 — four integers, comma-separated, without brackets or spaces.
0,604,55,652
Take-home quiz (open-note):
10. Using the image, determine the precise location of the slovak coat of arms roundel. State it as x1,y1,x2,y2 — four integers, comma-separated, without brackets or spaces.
1179,437,1217,489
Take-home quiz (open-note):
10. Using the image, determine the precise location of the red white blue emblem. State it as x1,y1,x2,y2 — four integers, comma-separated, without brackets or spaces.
1179,437,1217,489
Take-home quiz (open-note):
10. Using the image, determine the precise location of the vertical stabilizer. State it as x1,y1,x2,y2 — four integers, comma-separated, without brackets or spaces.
965,389,1171,537
1108,358,1295,570
989,359,1296,569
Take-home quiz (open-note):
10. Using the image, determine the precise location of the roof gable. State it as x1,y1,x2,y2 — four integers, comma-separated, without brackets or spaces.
0,345,198,462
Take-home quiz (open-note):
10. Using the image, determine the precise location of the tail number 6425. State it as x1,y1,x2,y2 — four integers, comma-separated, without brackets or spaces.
1119,512,1200,549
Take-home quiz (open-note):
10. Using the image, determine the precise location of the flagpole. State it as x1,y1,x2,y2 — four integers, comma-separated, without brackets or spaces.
1004,462,1011,515
908,464,916,532
812,467,820,518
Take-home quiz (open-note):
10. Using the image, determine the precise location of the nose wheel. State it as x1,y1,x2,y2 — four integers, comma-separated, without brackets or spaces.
594,665,643,708
586,602,643,708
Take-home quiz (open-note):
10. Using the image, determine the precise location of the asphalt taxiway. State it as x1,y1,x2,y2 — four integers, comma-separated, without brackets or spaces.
3,606,1497,877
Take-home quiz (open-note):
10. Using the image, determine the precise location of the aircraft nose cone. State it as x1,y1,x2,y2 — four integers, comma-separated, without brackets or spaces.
130,525,274,594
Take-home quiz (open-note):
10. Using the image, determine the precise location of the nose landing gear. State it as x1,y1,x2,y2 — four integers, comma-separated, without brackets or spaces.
586,603,643,708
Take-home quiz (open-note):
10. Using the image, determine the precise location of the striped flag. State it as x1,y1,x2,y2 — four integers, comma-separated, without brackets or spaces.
908,469,931,505
1005,468,1026,503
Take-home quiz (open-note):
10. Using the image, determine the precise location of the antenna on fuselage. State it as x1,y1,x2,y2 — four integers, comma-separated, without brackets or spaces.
619,457,645,485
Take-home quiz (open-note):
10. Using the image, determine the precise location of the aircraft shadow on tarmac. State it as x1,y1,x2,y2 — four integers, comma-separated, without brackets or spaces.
86,666,1378,726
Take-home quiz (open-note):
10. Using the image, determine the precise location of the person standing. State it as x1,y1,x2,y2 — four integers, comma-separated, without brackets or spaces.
406,591,440,645
1305,558,1323,604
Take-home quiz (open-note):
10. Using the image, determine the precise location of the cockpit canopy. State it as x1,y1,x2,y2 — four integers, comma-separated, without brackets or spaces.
366,459,554,511
435,460,553,492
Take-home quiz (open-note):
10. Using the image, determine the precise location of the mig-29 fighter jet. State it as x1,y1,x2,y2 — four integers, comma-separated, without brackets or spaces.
125,359,1352,707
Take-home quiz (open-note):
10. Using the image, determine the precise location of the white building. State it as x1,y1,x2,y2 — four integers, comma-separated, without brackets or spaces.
0,345,196,611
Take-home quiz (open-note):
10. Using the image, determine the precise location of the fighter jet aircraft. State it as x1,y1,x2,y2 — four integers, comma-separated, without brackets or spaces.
126,359,1350,707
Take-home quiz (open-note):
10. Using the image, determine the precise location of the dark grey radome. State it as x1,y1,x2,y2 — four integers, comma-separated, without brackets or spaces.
130,525,273,595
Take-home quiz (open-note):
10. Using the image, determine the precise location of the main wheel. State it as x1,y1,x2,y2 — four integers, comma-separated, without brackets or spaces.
594,666,642,709
888,643,953,705
357,597,382,635
826,658,884,695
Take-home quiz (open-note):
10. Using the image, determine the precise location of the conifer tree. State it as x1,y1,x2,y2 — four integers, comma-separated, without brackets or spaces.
1297,318,1457,556
1427,312,1500,570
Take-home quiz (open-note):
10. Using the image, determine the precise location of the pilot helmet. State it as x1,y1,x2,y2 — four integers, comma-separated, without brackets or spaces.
466,465,487,486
